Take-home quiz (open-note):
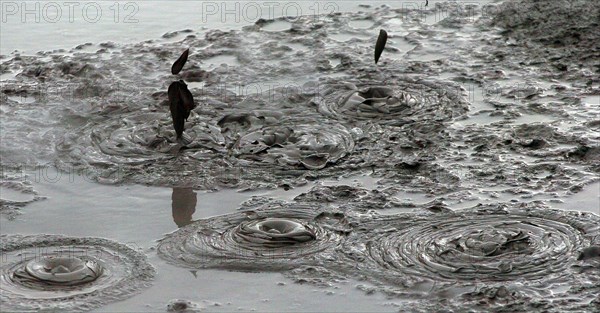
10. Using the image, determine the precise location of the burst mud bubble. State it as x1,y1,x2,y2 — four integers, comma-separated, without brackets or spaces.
157,203,351,271
314,76,469,126
0,235,155,312
336,203,600,311
228,121,355,170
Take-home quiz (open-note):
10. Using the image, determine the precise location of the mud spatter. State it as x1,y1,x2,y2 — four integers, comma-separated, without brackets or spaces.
0,235,155,312
157,202,351,271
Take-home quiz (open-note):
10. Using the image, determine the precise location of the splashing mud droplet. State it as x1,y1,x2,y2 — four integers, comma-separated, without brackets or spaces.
158,203,350,271
1,235,155,312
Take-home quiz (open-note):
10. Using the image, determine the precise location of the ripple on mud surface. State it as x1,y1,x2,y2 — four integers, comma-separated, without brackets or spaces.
158,203,350,271
338,203,600,309
231,122,355,170
313,76,469,126
0,235,155,312
0,172,46,220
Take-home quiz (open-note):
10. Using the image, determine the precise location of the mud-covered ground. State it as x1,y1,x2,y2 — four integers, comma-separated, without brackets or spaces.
1,0,599,312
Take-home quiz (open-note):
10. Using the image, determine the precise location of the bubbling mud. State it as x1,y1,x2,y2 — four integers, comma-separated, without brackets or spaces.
314,76,469,126
157,203,350,271
335,203,600,310
232,123,355,170
0,234,155,312
16,256,102,286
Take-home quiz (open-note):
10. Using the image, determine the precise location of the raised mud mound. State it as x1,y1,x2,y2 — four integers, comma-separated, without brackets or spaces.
158,202,350,271
336,203,600,311
314,76,469,126
0,235,155,312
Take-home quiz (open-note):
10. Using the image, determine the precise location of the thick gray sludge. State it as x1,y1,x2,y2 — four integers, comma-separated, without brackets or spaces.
0,235,155,312
334,203,600,311
313,76,469,126
157,202,351,271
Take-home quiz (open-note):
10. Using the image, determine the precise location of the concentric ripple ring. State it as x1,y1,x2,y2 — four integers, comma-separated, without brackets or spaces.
1,234,155,312
314,77,469,126
232,123,355,169
339,204,600,301
158,204,350,271
19,256,102,285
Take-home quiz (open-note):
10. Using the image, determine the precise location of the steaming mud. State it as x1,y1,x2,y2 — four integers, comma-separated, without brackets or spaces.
334,203,600,311
0,234,155,312
158,202,350,271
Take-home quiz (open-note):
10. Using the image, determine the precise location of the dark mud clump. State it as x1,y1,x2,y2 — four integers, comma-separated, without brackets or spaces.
0,234,155,312
157,202,351,271
334,203,600,311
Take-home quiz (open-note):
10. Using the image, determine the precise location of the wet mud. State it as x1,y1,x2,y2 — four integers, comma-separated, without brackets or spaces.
2,0,600,312
0,234,155,312
0,171,46,219
158,201,351,271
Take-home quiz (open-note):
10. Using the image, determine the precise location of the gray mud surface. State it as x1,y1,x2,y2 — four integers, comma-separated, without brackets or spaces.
0,234,155,312
1,0,600,312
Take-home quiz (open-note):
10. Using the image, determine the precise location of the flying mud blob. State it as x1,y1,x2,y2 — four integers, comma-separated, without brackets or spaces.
335,203,600,309
374,29,388,64
171,48,189,75
314,77,469,126
0,234,155,312
168,80,196,141
158,203,350,271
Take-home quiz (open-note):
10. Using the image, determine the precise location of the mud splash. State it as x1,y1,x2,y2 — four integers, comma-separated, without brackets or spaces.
335,203,600,311
0,234,155,312
157,202,350,271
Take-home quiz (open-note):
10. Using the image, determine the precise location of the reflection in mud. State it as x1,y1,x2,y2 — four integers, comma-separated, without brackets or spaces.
0,234,155,312
172,188,197,227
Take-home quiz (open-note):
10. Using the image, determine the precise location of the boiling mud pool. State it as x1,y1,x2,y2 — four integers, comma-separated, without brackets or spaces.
2,0,600,312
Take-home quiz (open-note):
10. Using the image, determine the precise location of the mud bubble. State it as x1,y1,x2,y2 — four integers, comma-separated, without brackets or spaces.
158,203,351,271
336,203,600,310
313,76,469,126
224,118,355,170
0,234,155,312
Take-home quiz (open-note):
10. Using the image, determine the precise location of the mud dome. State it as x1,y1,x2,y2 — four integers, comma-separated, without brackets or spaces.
335,203,600,311
157,203,350,271
313,76,469,126
0,235,155,312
